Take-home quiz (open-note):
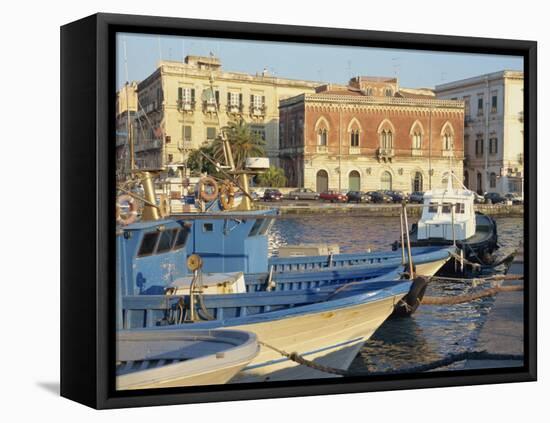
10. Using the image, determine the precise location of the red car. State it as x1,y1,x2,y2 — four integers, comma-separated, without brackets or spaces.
320,190,347,203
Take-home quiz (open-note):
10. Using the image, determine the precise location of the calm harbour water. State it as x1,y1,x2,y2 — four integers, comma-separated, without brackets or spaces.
268,216,523,373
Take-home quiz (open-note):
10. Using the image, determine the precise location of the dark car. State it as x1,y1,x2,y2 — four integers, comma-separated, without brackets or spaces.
409,191,424,204
263,189,283,201
346,191,372,203
387,190,408,203
484,192,507,204
320,190,348,203
287,188,320,201
366,191,393,203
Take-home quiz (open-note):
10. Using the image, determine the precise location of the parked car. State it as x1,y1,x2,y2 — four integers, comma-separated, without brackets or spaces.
484,192,507,204
384,190,407,203
320,190,348,203
504,193,524,205
366,191,393,203
346,191,372,203
263,189,283,201
409,191,424,204
287,188,320,200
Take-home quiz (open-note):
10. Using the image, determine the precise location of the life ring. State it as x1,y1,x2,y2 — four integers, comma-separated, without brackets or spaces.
197,177,219,202
219,182,236,210
116,194,138,226
187,254,203,271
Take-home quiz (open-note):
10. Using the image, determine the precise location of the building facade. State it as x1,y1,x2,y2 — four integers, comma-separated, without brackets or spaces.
279,77,464,193
435,71,524,195
115,82,138,180
131,56,319,170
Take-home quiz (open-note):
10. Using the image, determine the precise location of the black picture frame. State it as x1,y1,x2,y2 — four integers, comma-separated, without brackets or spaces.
60,12,537,409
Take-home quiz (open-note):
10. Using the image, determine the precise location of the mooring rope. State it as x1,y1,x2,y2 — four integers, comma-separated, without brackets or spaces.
421,284,523,305
258,340,523,377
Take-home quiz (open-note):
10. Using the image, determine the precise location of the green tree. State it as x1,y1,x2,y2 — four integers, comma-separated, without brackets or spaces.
187,145,219,176
257,166,287,188
212,119,266,169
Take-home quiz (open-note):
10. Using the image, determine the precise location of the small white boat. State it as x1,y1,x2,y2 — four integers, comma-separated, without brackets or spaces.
116,329,259,390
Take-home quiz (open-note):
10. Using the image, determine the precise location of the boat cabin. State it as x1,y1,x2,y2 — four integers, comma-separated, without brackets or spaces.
417,184,476,242
117,211,275,295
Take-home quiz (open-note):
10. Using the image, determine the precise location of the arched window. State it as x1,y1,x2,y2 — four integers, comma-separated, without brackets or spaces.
441,122,455,151
350,130,360,147
413,132,422,149
412,172,423,192
385,88,393,97
377,119,395,150
443,133,452,150
318,128,327,146
381,171,392,190
476,172,483,194
490,172,497,189
380,130,393,149
349,170,361,191
366,87,373,96
316,169,329,193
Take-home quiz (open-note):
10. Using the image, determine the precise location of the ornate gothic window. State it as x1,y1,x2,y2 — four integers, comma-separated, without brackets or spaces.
380,130,393,149
318,128,328,146
350,130,360,147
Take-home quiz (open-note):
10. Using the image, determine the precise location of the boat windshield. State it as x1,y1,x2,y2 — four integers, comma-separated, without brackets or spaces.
428,202,439,213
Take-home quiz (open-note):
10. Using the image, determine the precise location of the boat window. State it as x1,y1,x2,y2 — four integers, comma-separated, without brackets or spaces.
173,227,190,250
137,232,159,257
203,223,213,232
455,203,465,214
442,204,452,213
428,202,439,213
248,219,265,237
156,228,178,254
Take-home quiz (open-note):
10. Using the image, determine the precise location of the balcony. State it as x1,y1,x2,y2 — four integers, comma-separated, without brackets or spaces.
376,147,394,162
178,100,195,112
316,145,327,153
202,100,218,114
349,146,360,155
411,148,423,156
250,105,266,119
442,150,454,157
227,104,243,115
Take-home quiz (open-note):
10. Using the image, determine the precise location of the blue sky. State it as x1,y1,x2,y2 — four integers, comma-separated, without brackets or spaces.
116,33,523,91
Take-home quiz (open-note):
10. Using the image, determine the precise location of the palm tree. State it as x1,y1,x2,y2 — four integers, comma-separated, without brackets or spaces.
212,119,266,169
257,166,287,188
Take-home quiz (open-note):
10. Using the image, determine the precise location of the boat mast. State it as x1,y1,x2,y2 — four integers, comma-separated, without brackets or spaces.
123,37,135,173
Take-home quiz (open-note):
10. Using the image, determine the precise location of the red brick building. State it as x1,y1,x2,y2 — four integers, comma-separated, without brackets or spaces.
278,76,464,193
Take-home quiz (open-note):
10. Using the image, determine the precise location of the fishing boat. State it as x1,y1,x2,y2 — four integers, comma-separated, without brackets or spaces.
122,265,412,383
392,172,498,268
116,328,259,389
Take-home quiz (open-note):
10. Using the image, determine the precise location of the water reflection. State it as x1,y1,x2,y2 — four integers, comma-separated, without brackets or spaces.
269,216,523,373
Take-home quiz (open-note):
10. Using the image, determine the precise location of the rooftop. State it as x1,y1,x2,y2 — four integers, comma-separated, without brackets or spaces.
435,70,524,92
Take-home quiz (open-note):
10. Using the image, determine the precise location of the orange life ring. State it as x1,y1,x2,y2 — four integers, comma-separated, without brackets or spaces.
219,182,236,210
198,177,219,202
116,194,138,226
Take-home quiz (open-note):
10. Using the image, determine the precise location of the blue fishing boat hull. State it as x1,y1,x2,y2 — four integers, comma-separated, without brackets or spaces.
121,271,411,382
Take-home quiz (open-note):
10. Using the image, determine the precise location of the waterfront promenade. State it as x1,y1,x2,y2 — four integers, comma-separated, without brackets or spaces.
463,251,524,369
256,201,524,218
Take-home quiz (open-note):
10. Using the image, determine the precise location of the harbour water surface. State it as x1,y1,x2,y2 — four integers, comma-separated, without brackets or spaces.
268,216,523,373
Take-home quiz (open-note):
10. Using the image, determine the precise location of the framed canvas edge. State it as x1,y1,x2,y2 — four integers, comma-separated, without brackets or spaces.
61,12,537,410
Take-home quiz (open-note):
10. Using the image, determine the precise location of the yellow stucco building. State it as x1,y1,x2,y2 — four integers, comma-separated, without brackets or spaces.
132,55,320,170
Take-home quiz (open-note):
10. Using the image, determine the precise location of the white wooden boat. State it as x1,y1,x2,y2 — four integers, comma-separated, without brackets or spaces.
116,329,259,390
